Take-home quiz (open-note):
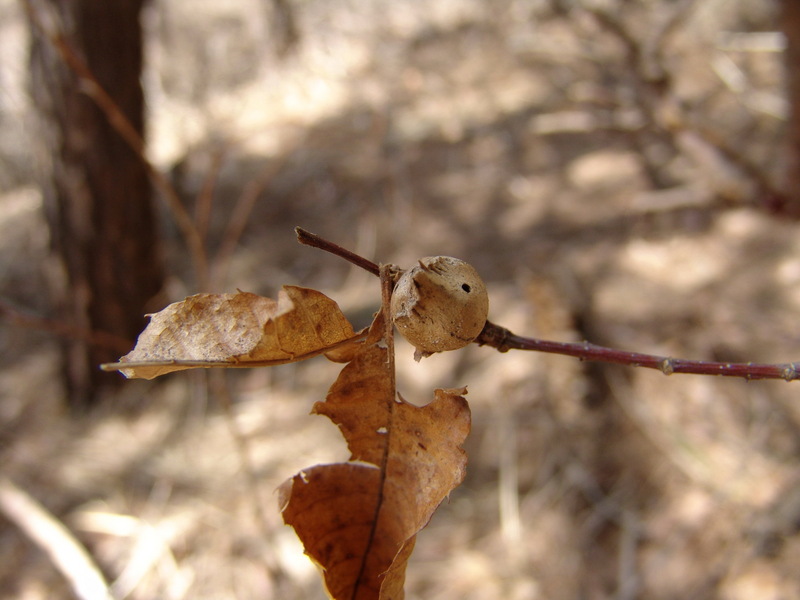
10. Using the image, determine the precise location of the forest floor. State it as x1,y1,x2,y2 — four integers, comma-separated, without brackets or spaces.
1,0,799,599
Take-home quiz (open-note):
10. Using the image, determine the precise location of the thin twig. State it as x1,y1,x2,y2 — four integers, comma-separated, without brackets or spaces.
475,321,800,383
195,145,227,243
0,299,132,354
207,371,290,581
580,1,785,211
23,0,209,288
297,229,800,383
295,227,380,276
0,478,114,600
212,155,291,287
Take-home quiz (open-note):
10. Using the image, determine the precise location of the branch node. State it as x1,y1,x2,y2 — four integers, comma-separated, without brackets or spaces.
660,358,675,375
782,363,799,382
475,321,512,353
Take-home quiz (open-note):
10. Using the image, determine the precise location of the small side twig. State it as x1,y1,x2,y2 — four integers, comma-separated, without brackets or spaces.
297,228,800,383
295,227,381,276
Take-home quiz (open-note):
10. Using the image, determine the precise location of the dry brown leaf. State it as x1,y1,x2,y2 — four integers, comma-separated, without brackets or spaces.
279,312,471,599
114,286,357,379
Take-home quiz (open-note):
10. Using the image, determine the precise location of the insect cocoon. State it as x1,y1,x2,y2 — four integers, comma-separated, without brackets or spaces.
391,256,489,359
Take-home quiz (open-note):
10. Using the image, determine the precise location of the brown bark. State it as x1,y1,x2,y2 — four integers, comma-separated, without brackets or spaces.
28,0,164,408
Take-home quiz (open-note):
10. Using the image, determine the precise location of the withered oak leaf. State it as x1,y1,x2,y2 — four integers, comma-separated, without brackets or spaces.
279,312,471,600
114,286,358,379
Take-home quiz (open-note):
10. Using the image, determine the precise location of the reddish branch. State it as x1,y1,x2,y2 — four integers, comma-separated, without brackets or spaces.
296,227,800,383
475,321,800,382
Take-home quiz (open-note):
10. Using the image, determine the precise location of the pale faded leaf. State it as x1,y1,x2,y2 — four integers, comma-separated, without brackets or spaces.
114,286,356,379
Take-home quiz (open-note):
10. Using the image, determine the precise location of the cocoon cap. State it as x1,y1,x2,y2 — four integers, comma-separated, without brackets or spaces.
391,256,489,359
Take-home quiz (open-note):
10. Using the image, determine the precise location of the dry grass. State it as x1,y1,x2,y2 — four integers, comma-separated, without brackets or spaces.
2,0,799,598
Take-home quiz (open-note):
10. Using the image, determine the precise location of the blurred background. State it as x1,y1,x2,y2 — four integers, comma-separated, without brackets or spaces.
2,0,799,598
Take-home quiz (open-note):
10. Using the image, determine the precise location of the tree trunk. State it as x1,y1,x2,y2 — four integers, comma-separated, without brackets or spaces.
28,0,164,409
